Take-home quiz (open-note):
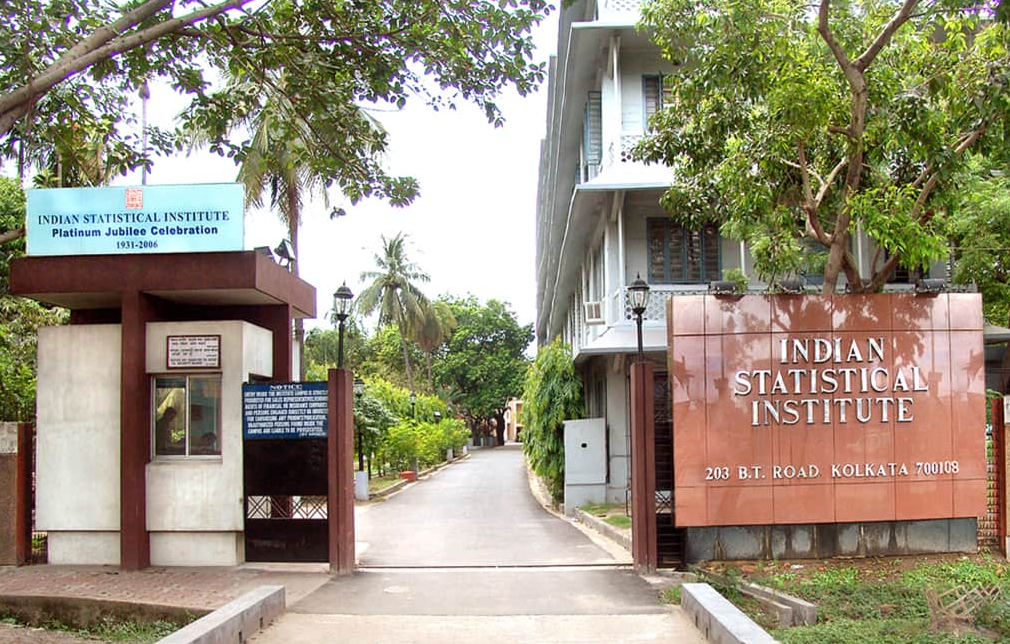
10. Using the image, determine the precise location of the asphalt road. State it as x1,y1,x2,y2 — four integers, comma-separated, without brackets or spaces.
356,443,616,567
249,445,707,644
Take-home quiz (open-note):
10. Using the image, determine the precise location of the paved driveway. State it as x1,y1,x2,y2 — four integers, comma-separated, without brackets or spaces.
356,444,615,567
250,445,706,644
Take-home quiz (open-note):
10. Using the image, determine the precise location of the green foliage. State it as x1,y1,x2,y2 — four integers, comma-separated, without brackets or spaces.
377,417,466,471
357,232,431,390
434,296,533,420
949,156,1010,324
1,1,550,214
661,586,682,604
0,612,185,643
358,325,425,390
776,617,990,644
604,515,631,529
521,338,583,501
722,267,749,293
637,0,1010,293
0,178,67,420
304,322,369,376
0,177,25,287
901,556,1007,590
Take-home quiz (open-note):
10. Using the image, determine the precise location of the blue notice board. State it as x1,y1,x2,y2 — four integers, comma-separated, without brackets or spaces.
242,382,328,439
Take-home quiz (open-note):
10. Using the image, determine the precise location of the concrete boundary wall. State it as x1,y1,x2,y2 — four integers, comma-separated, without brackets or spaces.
681,583,778,644
157,585,284,644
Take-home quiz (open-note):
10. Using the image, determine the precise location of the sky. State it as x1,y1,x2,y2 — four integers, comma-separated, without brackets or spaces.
118,12,561,335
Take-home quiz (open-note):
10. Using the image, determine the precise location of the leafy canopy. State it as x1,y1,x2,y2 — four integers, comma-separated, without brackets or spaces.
636,0,1010,292
434,296,533,420
0,0,551,217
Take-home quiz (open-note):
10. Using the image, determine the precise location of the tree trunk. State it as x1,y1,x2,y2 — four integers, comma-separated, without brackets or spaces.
425,352,433,391
286,186,305,381
494,411,506,446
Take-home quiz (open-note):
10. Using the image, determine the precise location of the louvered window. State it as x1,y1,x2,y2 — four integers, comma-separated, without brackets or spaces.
583,91,602,165
647,218,720,284
643,75,672,126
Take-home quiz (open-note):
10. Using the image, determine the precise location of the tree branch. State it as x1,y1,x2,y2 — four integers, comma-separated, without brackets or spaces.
854,0,921,72
0,227,25,245
817,1,853,74
0,0,254,138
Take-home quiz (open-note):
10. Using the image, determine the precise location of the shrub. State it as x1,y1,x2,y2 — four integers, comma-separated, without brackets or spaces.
520,338,583,502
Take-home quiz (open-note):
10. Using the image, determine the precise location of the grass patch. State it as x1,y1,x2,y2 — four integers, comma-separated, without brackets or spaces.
579,502,620,516
1,613,180,643
604,515,632,529
367,473,404,494
661,586,682,604
706,555,1010,644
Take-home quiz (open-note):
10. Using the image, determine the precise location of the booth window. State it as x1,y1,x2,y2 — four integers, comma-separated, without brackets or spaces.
153,375,222,457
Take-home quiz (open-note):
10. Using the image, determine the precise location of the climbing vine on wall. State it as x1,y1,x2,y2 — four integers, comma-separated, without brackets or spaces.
521,338,584,502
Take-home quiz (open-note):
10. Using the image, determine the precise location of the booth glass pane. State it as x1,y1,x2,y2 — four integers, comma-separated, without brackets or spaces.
188,377,221,456
154,377,186,456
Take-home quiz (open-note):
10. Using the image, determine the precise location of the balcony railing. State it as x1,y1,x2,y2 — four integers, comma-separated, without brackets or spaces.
599,0,643,19
621,284,708,322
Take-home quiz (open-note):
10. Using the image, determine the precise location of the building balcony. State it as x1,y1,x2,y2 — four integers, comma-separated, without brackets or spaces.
597,0,644,21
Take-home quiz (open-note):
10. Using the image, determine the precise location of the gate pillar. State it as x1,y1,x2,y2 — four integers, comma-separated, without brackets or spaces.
631,361,657,573
328,368,355,575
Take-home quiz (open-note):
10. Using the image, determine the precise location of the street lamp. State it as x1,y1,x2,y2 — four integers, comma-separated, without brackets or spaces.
353,377,365,472
628,273,651,363
409,391,417,419
333,282,354,368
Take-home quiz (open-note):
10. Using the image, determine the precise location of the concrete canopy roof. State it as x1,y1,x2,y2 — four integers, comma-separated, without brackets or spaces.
10,250,316,319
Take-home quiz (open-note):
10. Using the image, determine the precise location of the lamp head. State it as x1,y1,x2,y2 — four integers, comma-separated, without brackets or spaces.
273,239,296,265
353,377,365,397
333,282,354,321
628,273,651,316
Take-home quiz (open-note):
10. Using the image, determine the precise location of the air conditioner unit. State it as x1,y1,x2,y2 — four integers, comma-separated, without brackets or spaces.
583,301,604,325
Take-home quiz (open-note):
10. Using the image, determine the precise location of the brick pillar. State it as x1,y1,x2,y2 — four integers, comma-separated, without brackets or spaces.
120,291,152,570
16,423,32,565
631,361,657,573
328,368,355,575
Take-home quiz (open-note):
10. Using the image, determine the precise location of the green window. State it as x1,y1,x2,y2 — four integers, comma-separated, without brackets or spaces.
647,218,720,284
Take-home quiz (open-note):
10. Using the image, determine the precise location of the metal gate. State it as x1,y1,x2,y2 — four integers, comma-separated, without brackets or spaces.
979,398,1006,555
654,372,685,568
242,382,330,563
243,436,328,562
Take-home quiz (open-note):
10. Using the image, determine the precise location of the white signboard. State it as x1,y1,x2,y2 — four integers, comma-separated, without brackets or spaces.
167,335,221,369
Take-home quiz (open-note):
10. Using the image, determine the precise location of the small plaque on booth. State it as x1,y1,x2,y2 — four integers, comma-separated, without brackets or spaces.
167,335,221,369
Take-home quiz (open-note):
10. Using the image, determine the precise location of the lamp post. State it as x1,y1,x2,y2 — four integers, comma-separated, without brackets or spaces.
333,282,354,368
353,377,365,472
409,391,417,419
628,273,651,362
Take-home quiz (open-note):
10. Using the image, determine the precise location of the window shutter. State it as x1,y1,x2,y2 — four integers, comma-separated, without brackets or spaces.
583,91,602,165
643,75,662,123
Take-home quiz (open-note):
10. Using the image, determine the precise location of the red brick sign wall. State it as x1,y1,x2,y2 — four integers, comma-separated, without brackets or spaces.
668,294,987,527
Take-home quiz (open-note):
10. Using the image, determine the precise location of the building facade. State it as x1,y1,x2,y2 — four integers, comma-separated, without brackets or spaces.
535,0,949,510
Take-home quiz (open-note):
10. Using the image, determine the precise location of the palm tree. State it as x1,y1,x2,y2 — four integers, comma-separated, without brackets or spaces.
357,233,430,391
187,73,385,379
413,300,457,391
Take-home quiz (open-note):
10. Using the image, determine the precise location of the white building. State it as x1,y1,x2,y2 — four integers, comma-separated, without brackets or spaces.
534,0,946,511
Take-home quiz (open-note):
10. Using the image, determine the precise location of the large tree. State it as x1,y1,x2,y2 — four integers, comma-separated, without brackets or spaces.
0,0,550,241
636,0,1010,293
434,296,532,442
